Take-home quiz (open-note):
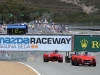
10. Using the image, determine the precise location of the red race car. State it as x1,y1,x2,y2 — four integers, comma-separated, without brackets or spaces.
71,51,96,66
43,50,63,63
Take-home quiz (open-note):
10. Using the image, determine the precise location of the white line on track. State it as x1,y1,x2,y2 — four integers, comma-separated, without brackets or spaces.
18,62,41,75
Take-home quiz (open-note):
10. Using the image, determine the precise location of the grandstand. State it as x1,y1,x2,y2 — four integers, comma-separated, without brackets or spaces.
1,19,100,35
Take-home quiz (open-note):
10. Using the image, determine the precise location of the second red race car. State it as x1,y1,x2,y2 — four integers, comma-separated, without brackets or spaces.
43,50,63,63
71,51,96,67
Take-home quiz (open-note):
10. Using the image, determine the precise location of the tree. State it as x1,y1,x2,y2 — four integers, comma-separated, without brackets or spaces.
8,14,13,17
35,11,40,15
0,15,2,18
46,11,50,14
20,13,24,17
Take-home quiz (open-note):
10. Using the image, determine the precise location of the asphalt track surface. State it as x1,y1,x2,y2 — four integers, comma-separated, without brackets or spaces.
24,52,100,75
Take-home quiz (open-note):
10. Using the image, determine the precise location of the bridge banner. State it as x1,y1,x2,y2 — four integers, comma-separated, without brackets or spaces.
74,35,100,52
0,35,72,51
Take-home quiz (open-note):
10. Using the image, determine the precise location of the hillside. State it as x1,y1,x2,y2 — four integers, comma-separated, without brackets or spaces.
0,0,100,24
60,0,100,14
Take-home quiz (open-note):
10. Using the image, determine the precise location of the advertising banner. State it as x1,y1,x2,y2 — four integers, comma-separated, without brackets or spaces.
0,35,72,51
74,35,100,52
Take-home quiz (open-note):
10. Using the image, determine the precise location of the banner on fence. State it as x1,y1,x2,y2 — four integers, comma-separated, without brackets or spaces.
74,35,100,52
0,35,72,51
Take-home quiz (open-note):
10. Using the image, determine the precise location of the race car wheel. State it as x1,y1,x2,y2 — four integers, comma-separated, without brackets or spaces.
88,64,92,66
93,63,96,67
71,59,74,65
74,60,79,66
58,60,63,63
43,58,48,62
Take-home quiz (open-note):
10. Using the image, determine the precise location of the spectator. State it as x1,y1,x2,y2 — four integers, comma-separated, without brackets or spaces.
60,30,63,33
49,19,52,25
65,26,69,33
6,52,11,58
0,51,2,57
40,30,45,34
32,24,34,30
0,26,2,33
28,24,31,29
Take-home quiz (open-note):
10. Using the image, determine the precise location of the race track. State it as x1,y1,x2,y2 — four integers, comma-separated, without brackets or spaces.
24,53,100,75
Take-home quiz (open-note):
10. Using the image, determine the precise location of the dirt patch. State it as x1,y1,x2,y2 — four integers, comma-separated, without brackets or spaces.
0,61,38,75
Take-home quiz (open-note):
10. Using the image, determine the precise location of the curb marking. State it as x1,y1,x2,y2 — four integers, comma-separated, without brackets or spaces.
18,62,41,75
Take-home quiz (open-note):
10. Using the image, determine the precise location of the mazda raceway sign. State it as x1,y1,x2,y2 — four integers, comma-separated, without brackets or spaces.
0,35,72,51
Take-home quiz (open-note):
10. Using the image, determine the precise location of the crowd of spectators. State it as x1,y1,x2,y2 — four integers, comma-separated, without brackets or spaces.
0,19,69,34
28,19,69,34
0,19,100,34
0,51,11,58
0,24,6,33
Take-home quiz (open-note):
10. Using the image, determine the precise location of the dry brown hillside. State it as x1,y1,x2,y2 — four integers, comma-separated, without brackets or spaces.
60,0,98,14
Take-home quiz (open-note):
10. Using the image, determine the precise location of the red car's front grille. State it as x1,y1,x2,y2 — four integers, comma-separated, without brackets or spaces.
52,56,58,59
83,60,91,63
